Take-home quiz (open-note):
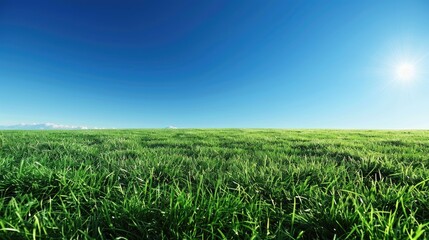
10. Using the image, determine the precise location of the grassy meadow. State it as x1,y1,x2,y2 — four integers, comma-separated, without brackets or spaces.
0,129,428,239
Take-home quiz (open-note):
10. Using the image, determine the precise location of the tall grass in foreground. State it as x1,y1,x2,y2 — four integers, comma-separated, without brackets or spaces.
0,129,428,239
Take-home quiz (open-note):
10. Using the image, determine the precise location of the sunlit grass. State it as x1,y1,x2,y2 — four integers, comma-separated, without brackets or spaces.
0,129,428,239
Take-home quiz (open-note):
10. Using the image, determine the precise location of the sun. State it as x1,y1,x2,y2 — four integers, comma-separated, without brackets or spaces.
396,62,416,81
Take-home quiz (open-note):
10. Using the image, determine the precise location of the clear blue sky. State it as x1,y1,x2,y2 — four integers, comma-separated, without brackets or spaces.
1,0,429,129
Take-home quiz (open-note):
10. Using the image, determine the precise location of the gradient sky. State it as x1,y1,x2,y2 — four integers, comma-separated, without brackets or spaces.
1,0,429,129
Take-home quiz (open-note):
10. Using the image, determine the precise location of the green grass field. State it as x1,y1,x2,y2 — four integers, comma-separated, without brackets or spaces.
0,129,428,239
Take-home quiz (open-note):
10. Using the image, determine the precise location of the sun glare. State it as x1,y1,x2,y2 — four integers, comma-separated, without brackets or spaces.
396,62,416,81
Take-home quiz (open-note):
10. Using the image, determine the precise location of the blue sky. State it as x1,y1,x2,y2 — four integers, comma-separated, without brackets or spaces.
1,0,429,129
